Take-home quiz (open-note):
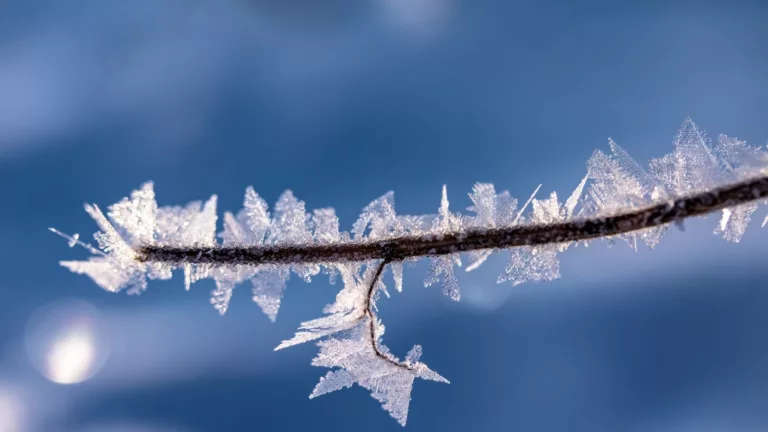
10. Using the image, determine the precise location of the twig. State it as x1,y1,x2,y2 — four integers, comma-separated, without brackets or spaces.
363,259,413,370
137,175,768,267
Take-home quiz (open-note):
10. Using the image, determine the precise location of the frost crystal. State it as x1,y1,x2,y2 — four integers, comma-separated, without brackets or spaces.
270,190,320,283
60,257,142,294
311,208,341,244
465,183,519,271
586,141,667,248
498,246,560,286
497,178,586,286
353,192,404,240
309,320,448,426
214,189,337,317
211,187,269,314
424,255,461,300
651,117,716,193
107,182,158,246
54,118,768,426
391,262,404,292
251,266,291,322
649,120,766,242
219,186,270,246
59,183,219,295
276,263,371,350
425,186,463,300
709,134,765,242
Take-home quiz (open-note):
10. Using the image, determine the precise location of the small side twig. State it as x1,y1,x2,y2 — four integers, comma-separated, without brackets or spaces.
364,259,413,370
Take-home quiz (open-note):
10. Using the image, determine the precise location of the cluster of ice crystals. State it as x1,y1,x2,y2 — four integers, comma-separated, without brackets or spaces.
710,134,766,242
276,262,370,350
650,118,722,195
211,187,267,314
214,189,344,317
219,187,269,246
60,182,218,295
464,183,519,271
58,119,766,303
497,177,587,286
585,140,668,248
276,260,449,426
309,319,448,426
177,198,219,290
423,186,464,300
498,246,560,286
55,118,768,427
312,208,342,244
247,266,289,322
350,193,417,298
648,118,766,242
353,192,403,240
107,182,158,246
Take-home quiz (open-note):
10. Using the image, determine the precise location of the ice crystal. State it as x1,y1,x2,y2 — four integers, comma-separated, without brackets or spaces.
423,186,463,300
353,192,404,240
276,262,370,350
424,255,461,300
309,320,448,426
496,177,587,286
59,183,219,295
650,120,765,242
210,187,269,314
311,208,341,244
60,257,143,294
270,191,320,283
710,134,765,242
465,183,519,271
391,261,404,292
219,186,270,246
214,189,339,317
586,140,668,248
498,246,561,286
650,117,721,194
250,266,290,322
107,182,158,246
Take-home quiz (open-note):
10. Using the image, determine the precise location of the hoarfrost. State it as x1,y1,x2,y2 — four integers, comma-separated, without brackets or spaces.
54,118,768,426
309,320,448,426
464,183,518,272
425,185,463,300
276,263,371,350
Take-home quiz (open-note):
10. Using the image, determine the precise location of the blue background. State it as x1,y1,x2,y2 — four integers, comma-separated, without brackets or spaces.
1,0,768,430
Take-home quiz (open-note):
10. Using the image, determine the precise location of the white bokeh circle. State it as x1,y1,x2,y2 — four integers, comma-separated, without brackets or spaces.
25,299,110,385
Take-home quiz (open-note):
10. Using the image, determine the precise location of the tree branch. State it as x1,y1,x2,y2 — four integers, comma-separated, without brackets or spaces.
137,175,768,267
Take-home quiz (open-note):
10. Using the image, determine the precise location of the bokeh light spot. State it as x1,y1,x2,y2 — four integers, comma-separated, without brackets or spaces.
46,328,97,384
0,387,25,432
25,299,109,385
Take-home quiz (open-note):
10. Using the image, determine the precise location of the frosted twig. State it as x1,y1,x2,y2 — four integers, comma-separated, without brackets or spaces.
137,175,768,267
53,118,768,426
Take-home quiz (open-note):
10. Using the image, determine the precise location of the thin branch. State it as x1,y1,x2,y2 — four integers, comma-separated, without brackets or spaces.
137,175,768,267
362,260,413,371
363,259,412,370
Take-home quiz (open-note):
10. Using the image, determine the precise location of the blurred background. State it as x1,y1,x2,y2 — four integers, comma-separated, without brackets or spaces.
1,0,768,430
